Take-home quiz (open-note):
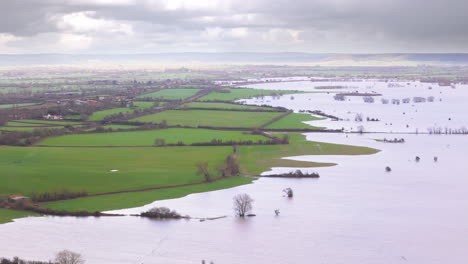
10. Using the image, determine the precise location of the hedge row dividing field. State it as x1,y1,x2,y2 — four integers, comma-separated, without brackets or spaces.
131,109,284,128
37,128,269,146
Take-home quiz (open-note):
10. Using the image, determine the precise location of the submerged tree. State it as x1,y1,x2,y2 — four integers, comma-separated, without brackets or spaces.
233,193,254,217
283,188,294,198
55,250,85,264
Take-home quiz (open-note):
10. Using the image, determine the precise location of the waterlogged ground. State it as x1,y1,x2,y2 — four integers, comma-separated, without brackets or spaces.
1,80,468,264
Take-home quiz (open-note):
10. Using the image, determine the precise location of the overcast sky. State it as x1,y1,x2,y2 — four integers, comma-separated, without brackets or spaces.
0,0,467,54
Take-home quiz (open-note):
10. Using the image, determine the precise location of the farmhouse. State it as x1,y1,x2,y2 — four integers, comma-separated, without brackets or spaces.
43,114,64,120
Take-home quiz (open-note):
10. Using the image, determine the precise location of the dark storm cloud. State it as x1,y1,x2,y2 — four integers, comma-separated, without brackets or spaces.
0,0,468,53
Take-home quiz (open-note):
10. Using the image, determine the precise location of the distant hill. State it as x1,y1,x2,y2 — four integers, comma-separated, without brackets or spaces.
1,53,468,66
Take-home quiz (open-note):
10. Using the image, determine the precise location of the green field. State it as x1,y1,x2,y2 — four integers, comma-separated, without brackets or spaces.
0,209,39,224
132,110,282,128
0,126,82,132
266,113,324,129
133,101,162,108
0,103,38,109
64,115,82,120
37,128,268,146
0,145,233,196
0,127,44,132
198,88,301,101
18,120,84,126
102,124,140,130
89,107,134,121
88,102,160,121
5,121,53,127
137,89,201,100
179,102,275,110
84,124,140,132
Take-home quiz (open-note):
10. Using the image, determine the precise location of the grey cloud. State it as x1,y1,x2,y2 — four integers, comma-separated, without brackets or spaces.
1,0,468,53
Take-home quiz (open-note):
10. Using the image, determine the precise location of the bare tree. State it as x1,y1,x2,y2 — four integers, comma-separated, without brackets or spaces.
218,154,240,177
55,250,85,264
354,113,363,122
233,193,254,217
283,188,293,198
196,162,212,182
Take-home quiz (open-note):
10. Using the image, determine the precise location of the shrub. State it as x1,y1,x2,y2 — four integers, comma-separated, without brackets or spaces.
140,207,182,219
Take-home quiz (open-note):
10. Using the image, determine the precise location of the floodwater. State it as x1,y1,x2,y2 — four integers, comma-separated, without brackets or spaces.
1,80,467,264
241,79,468,133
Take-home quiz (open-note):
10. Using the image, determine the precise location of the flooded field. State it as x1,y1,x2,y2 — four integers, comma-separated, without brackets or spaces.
241,80,468,133
1,80,467,264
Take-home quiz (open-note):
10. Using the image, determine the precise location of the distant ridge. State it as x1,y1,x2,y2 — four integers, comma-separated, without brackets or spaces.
1,53,468,66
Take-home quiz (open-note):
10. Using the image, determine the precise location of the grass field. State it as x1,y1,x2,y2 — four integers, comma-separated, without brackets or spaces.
5,121,53,127
266,113,324,129
137,89,201,100
0,103,38,109
179,102,275,110
131,110,283,128
88,102,160,121
0,209,39,224
89,107,134,121
64,115,82,120
133,101,162,108
37,128,269,146
102,124,140,130
18,120,84,125
198,88,301,101
0,127,44,132
0,145,233,195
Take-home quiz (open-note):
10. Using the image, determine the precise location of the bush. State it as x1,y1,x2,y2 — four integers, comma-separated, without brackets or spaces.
140,207,182,219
